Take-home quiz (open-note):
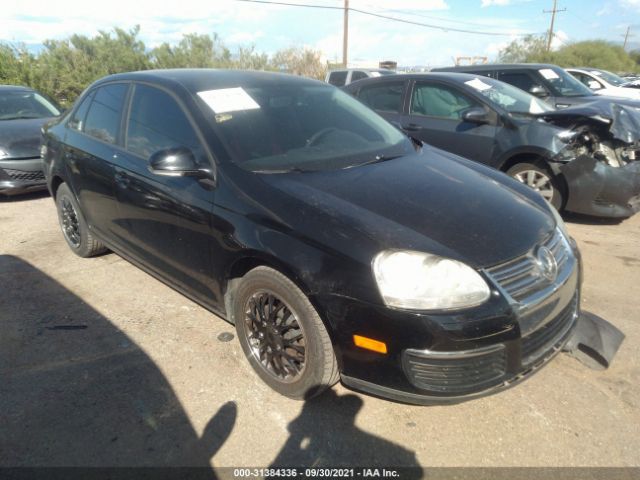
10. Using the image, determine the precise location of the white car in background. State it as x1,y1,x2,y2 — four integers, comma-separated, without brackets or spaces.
567,67,640,100
325,68,395,87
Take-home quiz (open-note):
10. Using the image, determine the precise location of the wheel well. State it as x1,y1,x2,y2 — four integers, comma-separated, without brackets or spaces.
50,176,64,199
223,256,309,324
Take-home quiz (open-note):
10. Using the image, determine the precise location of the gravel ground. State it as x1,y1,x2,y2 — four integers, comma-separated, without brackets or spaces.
1,191,638,468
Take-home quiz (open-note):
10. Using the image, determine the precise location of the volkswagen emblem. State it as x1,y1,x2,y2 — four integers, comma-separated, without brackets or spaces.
535,246,558,282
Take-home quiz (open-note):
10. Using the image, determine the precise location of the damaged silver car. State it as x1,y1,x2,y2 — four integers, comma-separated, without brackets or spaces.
344,73,640,218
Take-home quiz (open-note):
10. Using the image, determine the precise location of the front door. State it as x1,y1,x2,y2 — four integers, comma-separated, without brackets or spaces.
402,81,497,165
114,83,217,303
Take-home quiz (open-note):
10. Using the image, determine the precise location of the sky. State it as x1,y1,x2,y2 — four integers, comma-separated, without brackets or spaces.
1,0,639,68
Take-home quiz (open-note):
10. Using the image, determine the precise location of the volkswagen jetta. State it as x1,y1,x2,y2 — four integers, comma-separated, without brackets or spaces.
43,70,581,404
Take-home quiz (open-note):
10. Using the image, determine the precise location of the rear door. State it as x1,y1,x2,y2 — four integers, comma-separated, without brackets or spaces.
63,83,130,245
353,79,407,126
401,80,498,164
114,82,216,300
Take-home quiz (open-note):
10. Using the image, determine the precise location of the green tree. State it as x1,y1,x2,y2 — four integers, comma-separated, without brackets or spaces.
150,33,231,69
498,35,548,63
270,46,326,80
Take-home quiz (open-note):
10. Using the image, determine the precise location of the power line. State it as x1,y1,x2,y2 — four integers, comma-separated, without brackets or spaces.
235,0,536,36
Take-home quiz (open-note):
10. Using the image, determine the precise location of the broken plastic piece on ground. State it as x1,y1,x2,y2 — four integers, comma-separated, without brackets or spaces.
562,311,625,370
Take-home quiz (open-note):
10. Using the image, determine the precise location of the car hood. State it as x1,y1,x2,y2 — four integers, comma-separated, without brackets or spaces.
0,117,53,159
537,99,640,144
258,148,555,268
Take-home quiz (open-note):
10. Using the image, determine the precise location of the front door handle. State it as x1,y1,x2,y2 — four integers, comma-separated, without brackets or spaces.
403,123,421,132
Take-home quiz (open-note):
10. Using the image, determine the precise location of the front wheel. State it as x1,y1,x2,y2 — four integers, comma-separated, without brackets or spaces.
234,266,339,400
507,161,564,210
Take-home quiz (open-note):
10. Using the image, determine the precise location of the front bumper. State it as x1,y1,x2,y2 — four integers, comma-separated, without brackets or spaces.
0,157,47,195
315,239,582,405
559,156,640,218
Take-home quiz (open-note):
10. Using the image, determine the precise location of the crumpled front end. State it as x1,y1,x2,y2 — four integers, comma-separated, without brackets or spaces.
560,155,640,217
541,101,640,217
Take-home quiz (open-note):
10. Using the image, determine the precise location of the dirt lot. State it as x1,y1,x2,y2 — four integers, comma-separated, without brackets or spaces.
1,191,639,468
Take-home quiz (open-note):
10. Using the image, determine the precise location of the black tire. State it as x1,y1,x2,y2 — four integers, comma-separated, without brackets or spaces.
234,266,339,400
507,161,564,211
55,183,107,257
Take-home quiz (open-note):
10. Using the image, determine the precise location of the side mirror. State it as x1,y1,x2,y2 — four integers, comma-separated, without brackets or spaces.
461,107,489,124
528,85,549,98
588,80,602,90
148,147,210,178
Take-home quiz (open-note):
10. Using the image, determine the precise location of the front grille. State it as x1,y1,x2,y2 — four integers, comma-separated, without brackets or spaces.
486,229,570,302
3,168,45,182
522,294,578,365
403,346,506,394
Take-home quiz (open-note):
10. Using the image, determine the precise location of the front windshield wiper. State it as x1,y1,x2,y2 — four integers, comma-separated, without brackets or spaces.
252,166,317,174
0,115,44,120
342,154,404,170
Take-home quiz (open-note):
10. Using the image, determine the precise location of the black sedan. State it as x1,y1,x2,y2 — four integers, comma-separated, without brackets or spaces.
43,69,581,404
0,85,61,195
344,73,640,218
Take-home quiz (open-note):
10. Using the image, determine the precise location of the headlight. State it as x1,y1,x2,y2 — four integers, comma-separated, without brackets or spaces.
372,250,490,311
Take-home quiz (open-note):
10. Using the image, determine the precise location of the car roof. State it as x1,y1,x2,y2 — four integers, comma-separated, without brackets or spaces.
432,63,560,72
91,69,324,94
343,71,499,89
329,68,393,73
0,85,35,92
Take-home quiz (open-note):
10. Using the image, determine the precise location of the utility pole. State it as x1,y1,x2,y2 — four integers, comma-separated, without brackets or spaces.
544,0,566,52
343,0,349,67
622,26,634,50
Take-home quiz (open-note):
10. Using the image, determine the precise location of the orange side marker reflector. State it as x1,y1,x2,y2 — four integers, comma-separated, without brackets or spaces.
353,335,388,354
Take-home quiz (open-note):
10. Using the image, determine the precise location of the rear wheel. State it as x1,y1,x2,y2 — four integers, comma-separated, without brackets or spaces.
507,161,564,210
234,266,339,399
55,183,107,257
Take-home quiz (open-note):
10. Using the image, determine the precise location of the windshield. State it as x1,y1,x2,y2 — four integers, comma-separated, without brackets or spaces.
590,69,628,87
538,68,594,97
0,91,61,120
200,84,412,172
463,76,553,114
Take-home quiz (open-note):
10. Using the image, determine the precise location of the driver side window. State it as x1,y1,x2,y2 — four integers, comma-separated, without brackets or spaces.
126,84,205,163
410,83,477,120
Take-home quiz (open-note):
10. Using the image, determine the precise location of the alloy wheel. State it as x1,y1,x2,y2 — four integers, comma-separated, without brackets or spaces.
513,169,554,202
61,197,81,247
243,291,306,383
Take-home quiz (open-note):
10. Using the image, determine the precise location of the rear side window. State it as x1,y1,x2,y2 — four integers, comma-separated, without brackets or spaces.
126,84,205,161
350,71,368,82
410,83,478,119
497,72,537,93
358,82,404,113
328,71,348,86
83,84,128,144
68,91,94,131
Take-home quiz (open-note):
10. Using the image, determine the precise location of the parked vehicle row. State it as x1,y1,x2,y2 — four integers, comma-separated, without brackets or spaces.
344,71,640,218
0,86,61,195
42,69,582,404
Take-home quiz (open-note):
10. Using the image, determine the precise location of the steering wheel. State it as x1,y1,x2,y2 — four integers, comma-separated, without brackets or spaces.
306,127,338,147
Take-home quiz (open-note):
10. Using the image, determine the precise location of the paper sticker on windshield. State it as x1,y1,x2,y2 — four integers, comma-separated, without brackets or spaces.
465,78,492,91
538,68,559,80
197,87,260,114
370,71,381,77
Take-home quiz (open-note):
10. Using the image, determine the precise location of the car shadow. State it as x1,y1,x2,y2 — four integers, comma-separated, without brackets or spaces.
271,389,421,472
0,190,50,202
0,254,235,472
562,211,625,226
